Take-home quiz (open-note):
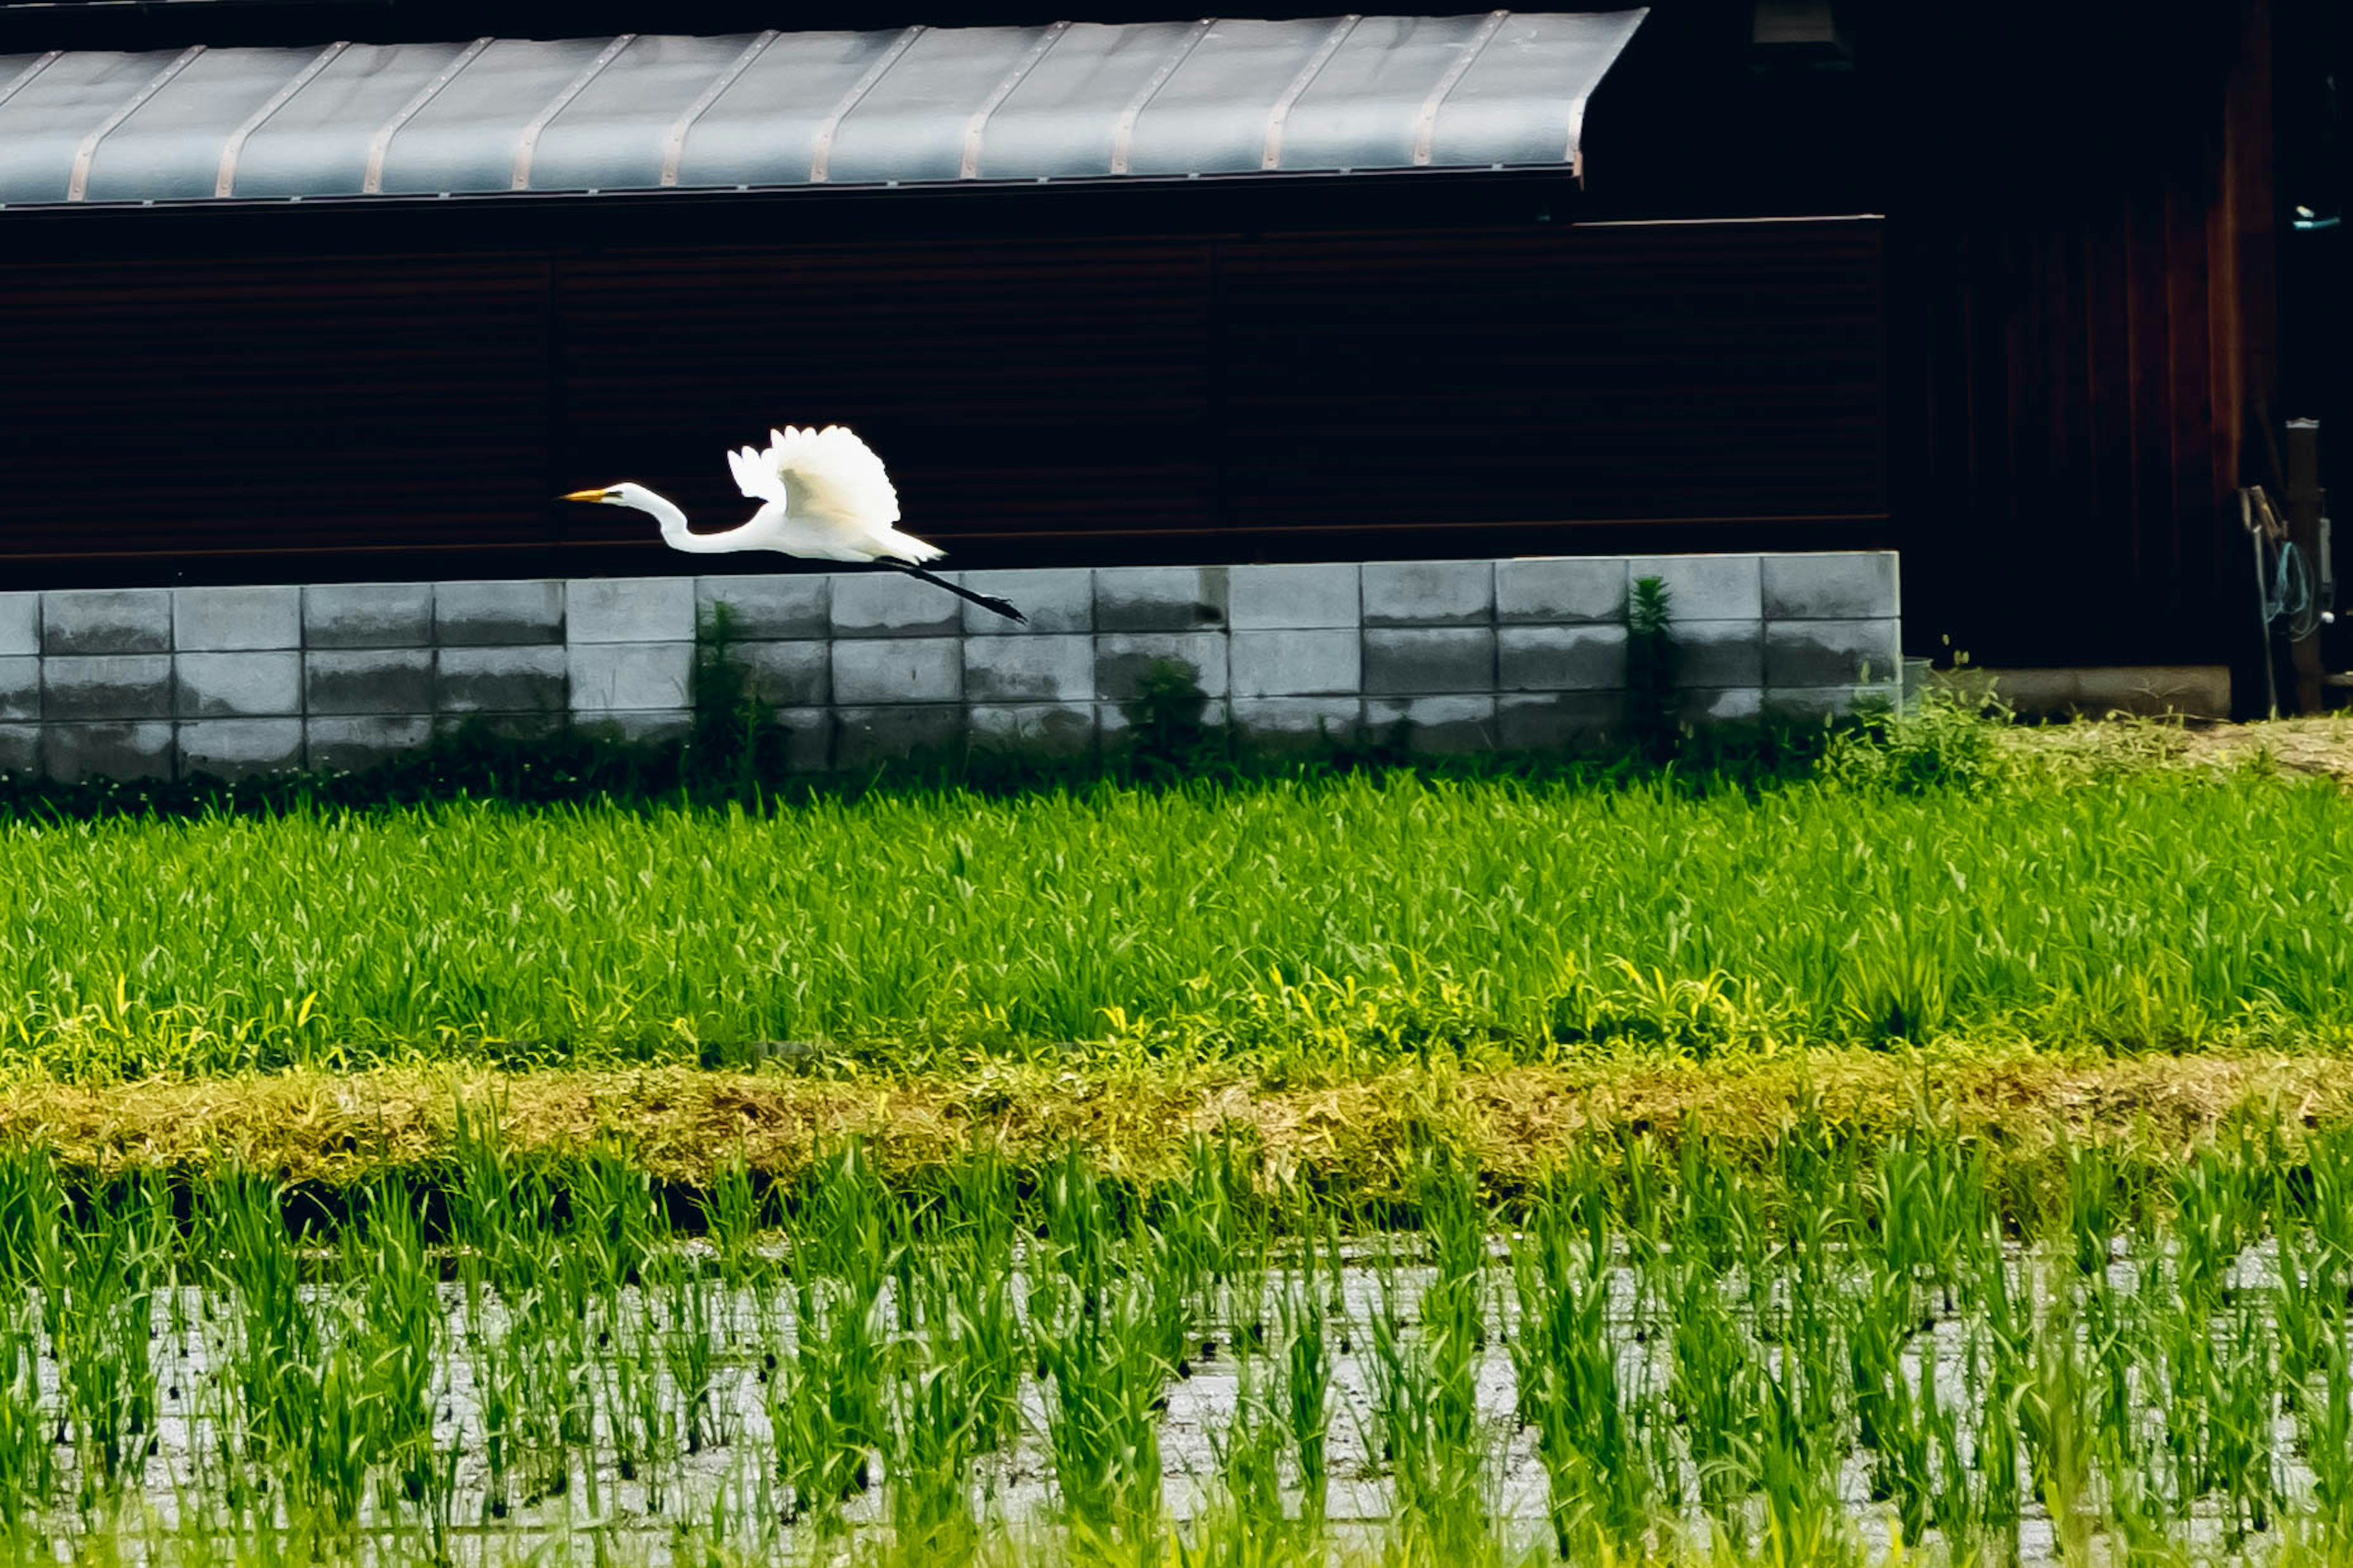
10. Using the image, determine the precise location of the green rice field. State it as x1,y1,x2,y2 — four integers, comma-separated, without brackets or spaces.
0,767,2349,1079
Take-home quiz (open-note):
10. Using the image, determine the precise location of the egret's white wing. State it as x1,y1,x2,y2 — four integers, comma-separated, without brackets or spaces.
763,425,901,532
727,444,785,504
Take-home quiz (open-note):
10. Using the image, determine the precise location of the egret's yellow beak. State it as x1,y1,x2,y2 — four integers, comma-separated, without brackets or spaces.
561,488,612,503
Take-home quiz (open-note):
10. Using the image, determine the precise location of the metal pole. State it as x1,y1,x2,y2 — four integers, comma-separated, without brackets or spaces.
2286,419,2330,708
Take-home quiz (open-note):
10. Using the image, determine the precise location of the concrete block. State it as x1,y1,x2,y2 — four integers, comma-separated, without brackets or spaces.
434,580,563,646
568,642,693,711
1626,555,1762,622
304,583,434,650
1229,563,1358,629
1678,687,1764,724
1365,695,1495,754
1499,626,1626,691
1496,558,1626,624
1098,697,1228,744
0,725,36,775
1095,632,1229,703
773,709,833,771
0,594,40,656
1232,697,1363,752
1094,566,1228,632
1764,619,1901,688
1363,560,1493,626
961,568,1093,635
833,638,962,705
44,722,173,782
174,586,300,651
573,709,694,745
1672,621,1764,688
175,652,301,718
726,642,830,707
43,589,171,654
834,705,963,767
965,635,1093,703
0,657,37,722
1764,686,1889,721
697,575,830,641
307,650,433,716
178,719,305,780
968,703,1096,757
44,655,174,721
830,572,961,638
305,716,433,773
434,713,560,742
1363,628,1495,695
1762,552,1900,621
567,578,695,643
1230,629,1360,697
436,646,567,713
1497,692,1623,751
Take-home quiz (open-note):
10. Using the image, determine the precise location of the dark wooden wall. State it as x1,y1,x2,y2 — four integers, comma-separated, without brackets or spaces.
0,216,1888,588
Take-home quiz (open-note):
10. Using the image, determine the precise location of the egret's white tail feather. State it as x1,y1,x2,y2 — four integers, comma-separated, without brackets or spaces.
877,529,946,564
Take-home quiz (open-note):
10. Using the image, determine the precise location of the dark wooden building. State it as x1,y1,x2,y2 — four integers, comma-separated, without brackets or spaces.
0,0,2341,699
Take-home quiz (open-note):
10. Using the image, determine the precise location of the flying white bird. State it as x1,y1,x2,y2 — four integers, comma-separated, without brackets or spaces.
563,425,1026,623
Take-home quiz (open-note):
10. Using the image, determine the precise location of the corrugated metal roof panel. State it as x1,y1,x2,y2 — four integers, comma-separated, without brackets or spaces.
0,11,1645,209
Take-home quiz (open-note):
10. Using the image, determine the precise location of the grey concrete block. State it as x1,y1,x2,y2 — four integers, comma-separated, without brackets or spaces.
968,703,1097,757
307,650,433,716
833,638,962,705
727,642,830,707
45,722,173,782
1764,686,1892,721
436,646,567,713
178,719,304,780
835,705,963,767
1496,558,1626,624
306,716,433,773
1232,697,1363,752
1362,628,1495,695
1363,560,1493,626
1678,687,1764,724
1762,552,1900,621
1098,697,1228,744
697,575,830,641
435,580,563,646
573,709,694,745
434,713,561,742
966,636,1093,703
1499,626,1626,692
0,594,40,657
1672,621,1764,687
568,642,693,711
175,652,301,718
304,583,433,650
831,572,962,638
0,657,37,722
1094,566,1228,632
1497,692,1623,752
1764,619,1901,688
44,655,174,721
1626,555,1762,623
773,709,833,772
174,586,300,651
0,725,36,775
1229,563,1358,629
1095,632,1229,703
1365,695,1495,754
43,589,171,655
962,568,1093,635
567,578,695,644
1230,629,1360,697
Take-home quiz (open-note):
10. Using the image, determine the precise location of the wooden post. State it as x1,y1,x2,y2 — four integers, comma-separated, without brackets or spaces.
2286,417,2328,708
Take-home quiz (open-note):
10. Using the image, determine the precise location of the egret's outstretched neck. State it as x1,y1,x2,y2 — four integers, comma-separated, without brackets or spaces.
626,488,732,554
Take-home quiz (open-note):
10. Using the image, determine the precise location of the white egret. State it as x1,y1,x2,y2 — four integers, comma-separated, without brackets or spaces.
563,424,1026,623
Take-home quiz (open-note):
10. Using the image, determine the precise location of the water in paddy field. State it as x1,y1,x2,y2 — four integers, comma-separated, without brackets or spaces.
1,1235,2344,1566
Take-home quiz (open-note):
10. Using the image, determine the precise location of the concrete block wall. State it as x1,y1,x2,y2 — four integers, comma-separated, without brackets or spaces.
0,553,1898,781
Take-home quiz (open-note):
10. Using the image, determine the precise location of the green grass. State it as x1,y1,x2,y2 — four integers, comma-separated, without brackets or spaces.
0,765,2347,1078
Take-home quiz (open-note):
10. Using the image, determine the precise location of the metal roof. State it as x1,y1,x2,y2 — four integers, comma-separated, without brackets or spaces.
0,12,1644,208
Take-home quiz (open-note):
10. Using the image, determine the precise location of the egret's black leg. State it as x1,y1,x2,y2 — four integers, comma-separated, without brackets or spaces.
882,559,1027,624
